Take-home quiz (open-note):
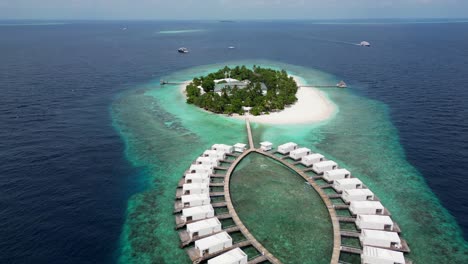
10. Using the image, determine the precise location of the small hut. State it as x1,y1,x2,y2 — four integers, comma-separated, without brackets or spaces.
186,218,222,240
300,153,324,167
350,201,385,216
312,160,338,175
260,141,273,151
333,178,363,192
277,142,298,154
211,144,234,154
194,231,233,256
360,229,402,249
183,183,209,195
181,194,211,208
189,164,214,174
196,157,220,167
208,248,248,264
289,147,312,160
323,168,351,182
361,246,405,264
182,204,214,222
185,173,210,184
356,215,394,232
234,143,247,153
203,150,226,160
342,189,374,203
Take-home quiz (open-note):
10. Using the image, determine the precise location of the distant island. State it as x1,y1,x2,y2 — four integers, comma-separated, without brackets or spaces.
185,66,298,115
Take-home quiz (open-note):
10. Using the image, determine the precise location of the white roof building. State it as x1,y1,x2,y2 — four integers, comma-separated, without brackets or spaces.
183,183,209,195
350,201,385,216
196,157,220,167
185,173,210,184
189,164,214,174
260,141,273,151
186,218,222,240
233,143,247,153
342,189,374,203
214,78,239,83
360,229,402,249
312,160,338,174
323,168,351,182
211,144,234,154
208,248,248,264
289,147,311,160
356,215,394,232
300,153,324,167
277,142,298,154
203,150,226,160
181,194,211,207
361,246,405,264
182,204,214,222
333,178,363,192
195,231,233,256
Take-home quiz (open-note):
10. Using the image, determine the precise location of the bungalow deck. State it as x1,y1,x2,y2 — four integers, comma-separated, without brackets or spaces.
337,216,357,223
248,255,268,264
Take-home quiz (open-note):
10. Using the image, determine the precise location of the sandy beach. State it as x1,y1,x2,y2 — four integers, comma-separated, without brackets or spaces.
178,75,336,125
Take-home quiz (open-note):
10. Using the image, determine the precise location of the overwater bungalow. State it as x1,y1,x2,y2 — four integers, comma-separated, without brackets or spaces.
182,204,215,222
277,142,298,154
186,218,222,240
361,246,405,264
342,189,374,203
189,164,214,174
289,147,312,160
300,153,324,167
203,150,226,160
350,201,385,216
312,160,338,175
333,178,363,192
260,141,273,151
233,143,247,153
323,168,351,182
207,248,248,264
211,144,234,154
183,183,210,195
356,215,395,232
180,194,211,208
196,157,220,167
194,231,233,257
360,229,402,249
185,173,210,184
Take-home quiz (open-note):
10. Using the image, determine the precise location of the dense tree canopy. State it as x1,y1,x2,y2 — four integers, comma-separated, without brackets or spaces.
185,65,298,115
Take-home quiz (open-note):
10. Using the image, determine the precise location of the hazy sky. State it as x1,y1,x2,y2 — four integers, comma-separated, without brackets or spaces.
1,0,468,20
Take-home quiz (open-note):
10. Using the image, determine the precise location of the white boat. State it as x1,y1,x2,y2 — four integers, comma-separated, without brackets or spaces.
360,41,371,47
336,81,347,88
178,47,189,53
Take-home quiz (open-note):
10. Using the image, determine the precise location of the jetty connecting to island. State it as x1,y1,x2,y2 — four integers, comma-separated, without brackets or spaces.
173,119,411,264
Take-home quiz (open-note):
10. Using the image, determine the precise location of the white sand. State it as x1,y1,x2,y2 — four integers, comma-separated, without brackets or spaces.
178,75,336,125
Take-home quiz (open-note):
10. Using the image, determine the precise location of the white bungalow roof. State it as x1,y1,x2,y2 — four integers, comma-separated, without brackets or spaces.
182,205,214,216
260,141,273,147
185,173,210,180
190,164,213,171
187,218,221,233
234,143,247,148
303,153,324,160
326,168,350,176
183,183,209,190
290,147,311,154
362,246,405,262
352,201,384,209
314,160,337,168
335,178,362,185
362,230,401,242
195,231,231,250
344,189,373,196
208,248,247,264
358,215,393,225
181,194,210,203
279,142,297,148
196,157,218,163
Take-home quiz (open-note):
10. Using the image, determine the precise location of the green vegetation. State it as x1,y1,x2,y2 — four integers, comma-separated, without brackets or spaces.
185,65,298,115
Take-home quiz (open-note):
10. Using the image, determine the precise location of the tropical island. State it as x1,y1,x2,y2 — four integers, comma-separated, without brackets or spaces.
185,66,298,116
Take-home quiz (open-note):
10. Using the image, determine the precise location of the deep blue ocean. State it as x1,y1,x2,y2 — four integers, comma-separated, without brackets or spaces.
1,20,468,263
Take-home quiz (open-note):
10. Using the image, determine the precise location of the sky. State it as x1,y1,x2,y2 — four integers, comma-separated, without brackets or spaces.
0,0,468,20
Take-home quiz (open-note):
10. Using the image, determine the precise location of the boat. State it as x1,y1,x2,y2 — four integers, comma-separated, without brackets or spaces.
228,46,235,49
178,47,189,53
336,81,347,88
360,41,371,47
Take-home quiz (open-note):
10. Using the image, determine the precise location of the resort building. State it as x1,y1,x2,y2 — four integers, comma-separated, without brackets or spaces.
207,248,248,264
342,189,374,203
186,218,222,240
189,164,214,174
196,157,220,167
211,144,234,154
333,178,363,192
323,168,351,182
234,143,247,153
277,142,298,154
349,201,385,216
203,150,226,160
181,194,211,208
183,183,209,195
185,173,210,184
260,141,273,151
361,246,405,264
289,147,312,160
300,153,324,167
356,215,395,232
312,160,338,175
360,229,402,249
181,204,215,222
194,231,233,257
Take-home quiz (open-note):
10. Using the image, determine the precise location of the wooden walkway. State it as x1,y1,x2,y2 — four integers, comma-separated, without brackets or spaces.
246,119,254,149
